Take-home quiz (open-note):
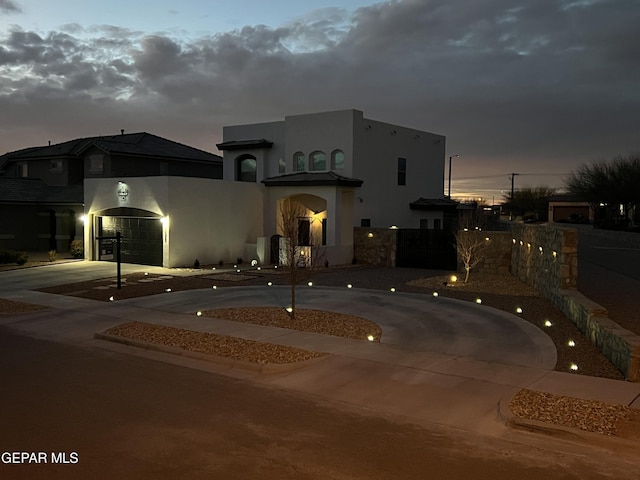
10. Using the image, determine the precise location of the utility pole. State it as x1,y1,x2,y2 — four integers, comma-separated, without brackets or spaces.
509,173,519,221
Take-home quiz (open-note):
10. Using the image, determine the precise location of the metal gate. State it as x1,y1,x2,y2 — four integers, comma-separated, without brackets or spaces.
395,229,456,269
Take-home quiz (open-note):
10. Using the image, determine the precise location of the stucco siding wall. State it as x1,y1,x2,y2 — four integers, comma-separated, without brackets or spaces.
352,115,445,229
167,177,264,267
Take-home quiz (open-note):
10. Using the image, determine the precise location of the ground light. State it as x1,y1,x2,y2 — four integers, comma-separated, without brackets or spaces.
475,298,482,304
570,363,579,371
347,284,353,288
109,296,114,301
432,292,439,297
212,285,217,289
568,340,576,347
165,288,172,292
197,311,202,316
285,307,293,313
267,282,273,286
516,307,523,314
367,335,375,342
390,287,396,292
544,320,552,327
308,282,313,286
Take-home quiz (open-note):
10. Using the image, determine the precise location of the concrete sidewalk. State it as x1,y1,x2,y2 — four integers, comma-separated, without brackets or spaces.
1,261,639,442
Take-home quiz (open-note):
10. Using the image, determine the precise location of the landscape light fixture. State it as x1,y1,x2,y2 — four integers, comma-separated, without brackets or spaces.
447,154,460,198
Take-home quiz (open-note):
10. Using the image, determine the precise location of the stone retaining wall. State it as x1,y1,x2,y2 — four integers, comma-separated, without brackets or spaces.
353,227,397,267
509,224,640,381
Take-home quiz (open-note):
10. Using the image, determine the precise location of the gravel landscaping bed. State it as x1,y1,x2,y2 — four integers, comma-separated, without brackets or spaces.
510,389,635,436
202,306,382,342
0,298,49,314
105,321,326,365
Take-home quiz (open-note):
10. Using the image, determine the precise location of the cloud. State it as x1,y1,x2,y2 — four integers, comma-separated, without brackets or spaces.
0,0,21,14
1,0,639,199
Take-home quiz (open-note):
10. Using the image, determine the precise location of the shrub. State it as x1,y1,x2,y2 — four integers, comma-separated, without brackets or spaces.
0,250,18,264
16,252,28,265
48,250,57,262
193,258,200,269
236,257,243,265
218,259,224,267
69,240,84,258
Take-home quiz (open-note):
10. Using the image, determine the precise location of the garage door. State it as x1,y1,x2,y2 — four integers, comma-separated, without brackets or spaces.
99,216,163,266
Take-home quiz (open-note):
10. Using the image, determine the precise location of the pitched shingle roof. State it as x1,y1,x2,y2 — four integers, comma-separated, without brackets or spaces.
0,178,83,204
2,132,222,164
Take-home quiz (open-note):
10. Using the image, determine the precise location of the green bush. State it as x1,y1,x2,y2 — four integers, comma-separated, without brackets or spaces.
69,240,84,259
0,250,18,264
16,252,28,265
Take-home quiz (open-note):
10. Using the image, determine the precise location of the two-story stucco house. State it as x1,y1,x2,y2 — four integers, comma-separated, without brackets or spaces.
215,109,448,265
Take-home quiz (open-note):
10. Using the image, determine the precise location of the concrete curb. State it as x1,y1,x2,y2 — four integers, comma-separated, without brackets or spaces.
93,332,330,374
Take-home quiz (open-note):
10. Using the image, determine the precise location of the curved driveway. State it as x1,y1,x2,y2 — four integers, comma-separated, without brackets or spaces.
122,285,557,370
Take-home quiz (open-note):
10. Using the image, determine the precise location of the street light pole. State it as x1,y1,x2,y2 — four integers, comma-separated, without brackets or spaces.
447,154,459,198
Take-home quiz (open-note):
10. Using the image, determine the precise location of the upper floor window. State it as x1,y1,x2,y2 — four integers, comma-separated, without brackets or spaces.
294,152,305,172
236,155,257,182
397,157,407,186
278,157,286,174
88,154,104,174
310,151,326,171
17,162,28,178
331,150,344,170
50,160,63,173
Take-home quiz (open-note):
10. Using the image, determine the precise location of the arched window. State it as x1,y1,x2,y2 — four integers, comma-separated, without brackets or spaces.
310,151,326,171
236,155,257,182
331,150,344,170
293,152,305,172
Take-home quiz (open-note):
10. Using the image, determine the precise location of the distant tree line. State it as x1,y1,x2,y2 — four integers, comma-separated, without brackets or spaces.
565,153,640,228
502,186,556,221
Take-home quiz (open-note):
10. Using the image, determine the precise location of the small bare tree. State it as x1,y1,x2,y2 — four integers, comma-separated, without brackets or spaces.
454,210,489,283
278,199,325,320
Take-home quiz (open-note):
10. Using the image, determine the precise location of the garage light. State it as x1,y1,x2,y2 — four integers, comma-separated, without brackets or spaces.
80,215,88,224
160,217,169,225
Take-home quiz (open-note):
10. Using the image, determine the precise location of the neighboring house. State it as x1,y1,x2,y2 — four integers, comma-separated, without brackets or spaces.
0,132,222,259
548,194,594,224
3,110,450,268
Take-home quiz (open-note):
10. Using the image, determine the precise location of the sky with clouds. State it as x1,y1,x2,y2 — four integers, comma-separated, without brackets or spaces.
1,0,638,201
